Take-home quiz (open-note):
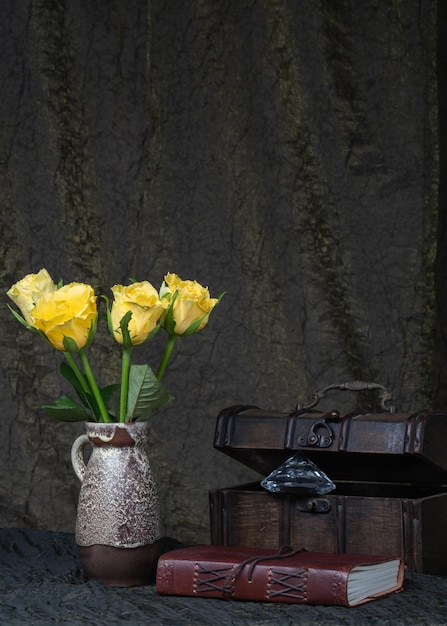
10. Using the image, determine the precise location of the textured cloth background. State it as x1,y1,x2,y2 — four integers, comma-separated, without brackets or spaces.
0,0,444,544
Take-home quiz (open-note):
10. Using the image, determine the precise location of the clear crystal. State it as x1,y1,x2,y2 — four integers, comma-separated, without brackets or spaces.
261,452,336,495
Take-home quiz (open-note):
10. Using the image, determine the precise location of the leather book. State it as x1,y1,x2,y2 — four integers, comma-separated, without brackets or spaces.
156,545,404,606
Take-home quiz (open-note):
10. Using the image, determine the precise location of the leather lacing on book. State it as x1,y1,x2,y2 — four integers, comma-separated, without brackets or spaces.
194,546,307,599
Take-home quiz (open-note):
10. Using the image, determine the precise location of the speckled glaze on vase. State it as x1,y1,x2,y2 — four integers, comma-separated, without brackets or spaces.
71,421,161,587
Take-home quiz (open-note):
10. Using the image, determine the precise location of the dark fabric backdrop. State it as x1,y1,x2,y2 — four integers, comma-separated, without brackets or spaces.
0,0,443,544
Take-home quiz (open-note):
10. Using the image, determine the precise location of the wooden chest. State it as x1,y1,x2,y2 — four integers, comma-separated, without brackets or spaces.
210,384,447,574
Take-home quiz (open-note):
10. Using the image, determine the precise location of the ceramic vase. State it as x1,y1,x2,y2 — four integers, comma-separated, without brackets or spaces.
71,421,161,586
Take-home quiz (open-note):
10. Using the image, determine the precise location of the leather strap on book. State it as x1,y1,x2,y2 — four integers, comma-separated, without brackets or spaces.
219,546,306,597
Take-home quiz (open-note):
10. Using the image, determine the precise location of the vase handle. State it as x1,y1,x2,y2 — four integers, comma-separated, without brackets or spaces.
71,434,90,482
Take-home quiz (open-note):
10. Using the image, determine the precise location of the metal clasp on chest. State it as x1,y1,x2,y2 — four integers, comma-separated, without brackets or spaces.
296,498,331,513
297,411,340,448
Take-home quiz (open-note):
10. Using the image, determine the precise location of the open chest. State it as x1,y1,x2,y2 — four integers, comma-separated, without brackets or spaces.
209,383,447,574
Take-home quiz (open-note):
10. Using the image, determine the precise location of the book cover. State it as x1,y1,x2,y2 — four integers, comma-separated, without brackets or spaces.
156,545,404,607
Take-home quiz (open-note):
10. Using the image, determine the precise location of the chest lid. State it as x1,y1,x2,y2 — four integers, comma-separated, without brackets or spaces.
214,381,447,485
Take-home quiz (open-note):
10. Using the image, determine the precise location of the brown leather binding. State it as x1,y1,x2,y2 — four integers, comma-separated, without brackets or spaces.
156,545,404,606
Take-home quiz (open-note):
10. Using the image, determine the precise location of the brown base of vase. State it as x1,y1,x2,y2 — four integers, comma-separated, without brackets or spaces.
77,539,166,587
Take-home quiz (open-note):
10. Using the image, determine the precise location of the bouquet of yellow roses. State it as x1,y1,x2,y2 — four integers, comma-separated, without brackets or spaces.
7,269,224,424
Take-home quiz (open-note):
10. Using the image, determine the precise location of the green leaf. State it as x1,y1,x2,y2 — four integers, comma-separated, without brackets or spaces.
62,335,80,353
181,314,208,336
59,362,86,397
7,304,39,332
101,294,113,335
59,362,96,416
42,396,93,422
162,291,178,335
79,390,105,422
101,384,120,408
60,360,117,421
126,364,172,422
119,310,133,348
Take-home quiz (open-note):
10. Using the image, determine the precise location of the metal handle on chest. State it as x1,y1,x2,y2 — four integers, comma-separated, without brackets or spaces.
297,380,396,413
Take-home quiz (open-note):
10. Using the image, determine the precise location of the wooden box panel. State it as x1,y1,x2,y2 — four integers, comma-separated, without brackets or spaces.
216,488,283,549
340,496,404,556
214,405,447,484
210,483,447,574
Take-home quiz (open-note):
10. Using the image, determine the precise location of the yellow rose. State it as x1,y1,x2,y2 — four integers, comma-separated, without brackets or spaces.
6,268,56,326
160,273,219,335
32,282,97,351
110,281,168,345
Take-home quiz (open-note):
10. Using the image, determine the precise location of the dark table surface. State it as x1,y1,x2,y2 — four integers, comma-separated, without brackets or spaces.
1,527,447,625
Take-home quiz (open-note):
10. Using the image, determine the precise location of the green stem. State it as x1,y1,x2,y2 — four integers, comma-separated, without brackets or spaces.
157,334,178,381
79,349,111,423
120,345,132,423
63,352,90,394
